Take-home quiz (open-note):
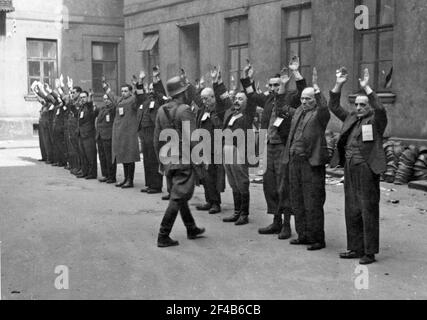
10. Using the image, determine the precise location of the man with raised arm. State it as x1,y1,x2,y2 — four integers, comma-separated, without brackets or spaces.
283,67,330,251
241,57,306,240
194,66,228,215
329,68,387,265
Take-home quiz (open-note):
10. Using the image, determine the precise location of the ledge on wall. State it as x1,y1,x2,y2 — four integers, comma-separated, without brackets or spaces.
348,92,396,104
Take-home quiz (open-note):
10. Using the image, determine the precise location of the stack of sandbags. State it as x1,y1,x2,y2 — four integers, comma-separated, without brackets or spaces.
413,146,427,181
382,140,398,183
394,145,419,185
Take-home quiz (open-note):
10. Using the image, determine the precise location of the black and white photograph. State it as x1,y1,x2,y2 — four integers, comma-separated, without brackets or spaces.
1,0,427,305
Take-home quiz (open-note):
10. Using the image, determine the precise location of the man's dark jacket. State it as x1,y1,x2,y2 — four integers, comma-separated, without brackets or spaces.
329,91,387,175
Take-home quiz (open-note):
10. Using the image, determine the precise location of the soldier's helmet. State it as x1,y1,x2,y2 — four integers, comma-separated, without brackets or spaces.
166,76,190,98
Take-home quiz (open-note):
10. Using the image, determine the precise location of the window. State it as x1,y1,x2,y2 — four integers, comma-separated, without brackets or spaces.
92,42,118,94
355,0,394,92
27,39,58,94
283,4,313,83
226,16,249,90
140,32,159,83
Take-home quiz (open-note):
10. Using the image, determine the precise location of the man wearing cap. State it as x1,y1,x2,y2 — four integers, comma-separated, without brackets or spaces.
241,57,306,240
138,68,166,194
329,68,387,265
283,67,330,251
154,76,205,248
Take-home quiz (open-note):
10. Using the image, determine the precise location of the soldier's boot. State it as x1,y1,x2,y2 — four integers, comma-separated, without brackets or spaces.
157,234,179,248
223,192,241,223
278,210,292,240
187,226,206,240
235,193,250,226
258,214,283,235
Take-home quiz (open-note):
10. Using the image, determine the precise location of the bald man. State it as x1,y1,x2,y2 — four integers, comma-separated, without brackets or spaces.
195,85,227,214
283,69,330,251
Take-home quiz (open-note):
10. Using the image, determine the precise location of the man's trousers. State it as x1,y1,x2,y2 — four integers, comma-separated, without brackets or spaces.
79,136,97,177
289,156,326,244
139,128,163,190
38,121,48,160
201,164,223,205
53,127,67,165
264,144,286,215
97,138,117,181
344,160,380,255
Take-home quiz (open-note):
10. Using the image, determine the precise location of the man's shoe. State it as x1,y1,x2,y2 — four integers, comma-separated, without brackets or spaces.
340,251,363,259
158,235,179,248
307,242,326,251
290,238,310,245
223,213,240,223
278,223,292,240
196,203,211,211
162,194,170,201
85,176,97,180
76,174,87,179
38,159,46,162
121,180,134,189
359,254,376,265
116,180,127,188
106,179,117,184
258,223,282,235
209,204,221,215
99,177,108,183
52,163,60,167
140,187,149,193
235,216,249,226
187,227,206,240
147,189,162,194
46,161,53,165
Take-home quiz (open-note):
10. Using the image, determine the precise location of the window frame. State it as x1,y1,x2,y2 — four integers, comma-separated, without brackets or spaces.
354,0,395,92
26,39,58,95
282,3,313,86
225,15,249,91
91,41,119,95
142,32,160,84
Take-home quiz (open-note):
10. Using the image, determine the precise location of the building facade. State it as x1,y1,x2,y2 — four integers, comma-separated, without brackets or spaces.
124,0,427,144
0,0,125,139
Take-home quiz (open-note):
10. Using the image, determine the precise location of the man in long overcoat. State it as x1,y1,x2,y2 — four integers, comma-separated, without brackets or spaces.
105,82,141,189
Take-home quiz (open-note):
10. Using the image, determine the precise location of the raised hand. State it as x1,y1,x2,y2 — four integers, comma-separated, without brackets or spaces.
55,78,61,89
244,59,254,80
153,66,160,78
280,66,291,86
139,70,146,80
67,76,74,90
312,67,322,93
289,56,300,72
336,67,348,85
59,74,65,88
31,81,40,94
359,68,370,88
131,75,138,86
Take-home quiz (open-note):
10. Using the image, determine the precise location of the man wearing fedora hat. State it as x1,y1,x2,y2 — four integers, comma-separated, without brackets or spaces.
329,67,388,265
154,76,205,248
